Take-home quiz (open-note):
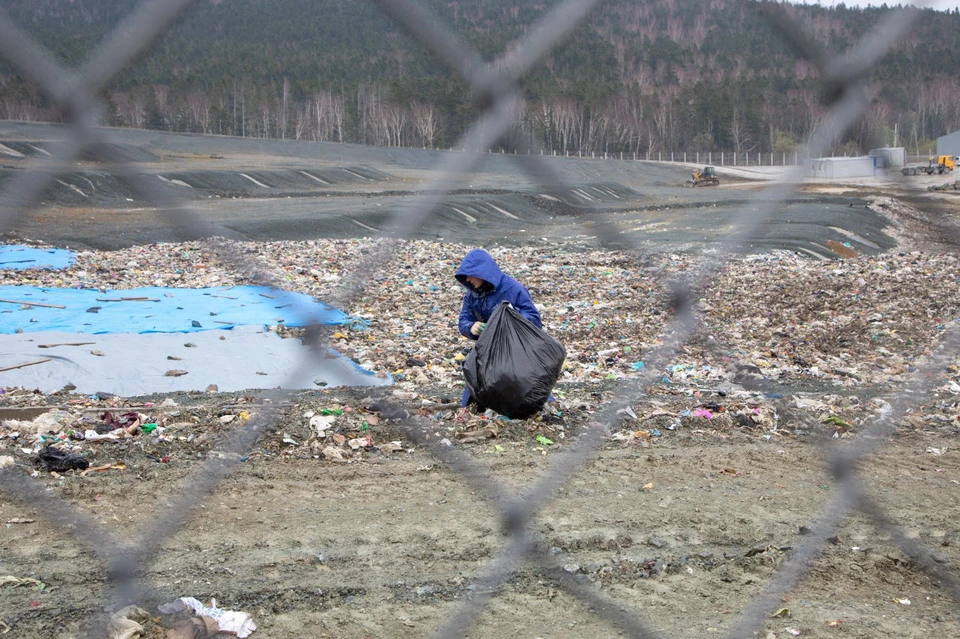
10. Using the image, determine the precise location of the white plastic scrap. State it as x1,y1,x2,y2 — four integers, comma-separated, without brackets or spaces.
83,429,120,441
106,605,150,639
0,575,44,587
159,597,256,638
309,414,336,437
3,410,75,436
322,445,344,461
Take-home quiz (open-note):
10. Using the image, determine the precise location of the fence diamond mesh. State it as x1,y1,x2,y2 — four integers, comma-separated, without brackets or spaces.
0,0,957,637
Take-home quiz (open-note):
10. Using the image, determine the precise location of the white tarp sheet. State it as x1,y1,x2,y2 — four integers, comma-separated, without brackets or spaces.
0,326,389,396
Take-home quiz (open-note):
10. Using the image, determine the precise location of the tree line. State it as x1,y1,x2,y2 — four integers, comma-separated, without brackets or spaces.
0,0,958,156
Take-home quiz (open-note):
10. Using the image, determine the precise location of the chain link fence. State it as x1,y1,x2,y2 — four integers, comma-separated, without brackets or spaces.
0,0,958,637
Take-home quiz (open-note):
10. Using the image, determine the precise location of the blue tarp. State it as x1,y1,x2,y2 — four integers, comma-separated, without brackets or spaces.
0,285,350,334
0,245,76,270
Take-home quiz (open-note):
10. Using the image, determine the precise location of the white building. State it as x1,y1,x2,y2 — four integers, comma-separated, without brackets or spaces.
869,147,905,168
938,130,960,157
808,156,877,178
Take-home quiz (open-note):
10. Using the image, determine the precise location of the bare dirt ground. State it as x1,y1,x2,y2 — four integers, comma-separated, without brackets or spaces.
2,125,960,638
2,394,958,639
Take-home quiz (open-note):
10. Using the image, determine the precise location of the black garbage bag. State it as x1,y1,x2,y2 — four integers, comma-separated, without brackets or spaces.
37,446,89,473
463,301,566,419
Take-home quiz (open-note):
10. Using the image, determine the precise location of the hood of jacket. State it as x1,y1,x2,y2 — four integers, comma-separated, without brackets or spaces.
455,249,504,293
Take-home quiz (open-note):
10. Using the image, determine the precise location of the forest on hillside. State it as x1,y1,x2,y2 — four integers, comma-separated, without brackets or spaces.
0,0,958,156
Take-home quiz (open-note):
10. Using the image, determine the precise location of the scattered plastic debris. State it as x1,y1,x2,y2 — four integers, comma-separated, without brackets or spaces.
158,597,256,638
36,446,89,472
107,605,150,639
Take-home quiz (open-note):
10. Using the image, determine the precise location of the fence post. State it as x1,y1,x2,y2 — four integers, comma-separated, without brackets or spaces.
734,153,737,166
721,151,723,166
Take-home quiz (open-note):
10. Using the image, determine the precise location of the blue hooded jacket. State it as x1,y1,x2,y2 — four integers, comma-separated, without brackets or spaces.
456,249,541,340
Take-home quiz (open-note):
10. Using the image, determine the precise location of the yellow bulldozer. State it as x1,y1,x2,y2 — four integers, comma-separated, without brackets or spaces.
687,165,720,187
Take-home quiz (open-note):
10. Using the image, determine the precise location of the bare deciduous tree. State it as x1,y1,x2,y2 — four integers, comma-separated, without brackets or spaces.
111,92,146,129
313,90,336,142
357,84,389,146
279,77,290,139
585,109,609,153
385,102,408,147
186,91,210,134
729,105,757,155
0,97,40,121
538,101,555,151
411,100,440,148
554,99,579,153
610,92,646,154
153,84,171,129
652,97,676,153
332,93,344,143
294,103,309,140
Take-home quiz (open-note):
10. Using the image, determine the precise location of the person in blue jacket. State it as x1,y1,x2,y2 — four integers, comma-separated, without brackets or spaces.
455,248,542,408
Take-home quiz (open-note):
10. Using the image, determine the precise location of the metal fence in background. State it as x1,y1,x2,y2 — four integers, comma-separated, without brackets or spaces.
467,147,948,168
0,0,959,637
465,147,810,166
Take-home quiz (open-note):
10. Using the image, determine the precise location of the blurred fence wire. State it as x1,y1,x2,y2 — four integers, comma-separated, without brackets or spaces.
0,0,958,637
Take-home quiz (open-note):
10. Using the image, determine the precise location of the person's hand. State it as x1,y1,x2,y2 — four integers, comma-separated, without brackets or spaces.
470,321,485,336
